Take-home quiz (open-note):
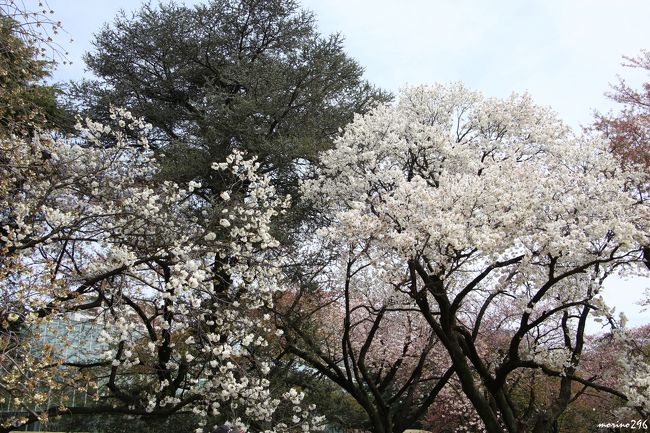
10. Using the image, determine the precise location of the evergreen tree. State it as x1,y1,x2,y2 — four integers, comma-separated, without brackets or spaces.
71,0,390,202
0,13,61,136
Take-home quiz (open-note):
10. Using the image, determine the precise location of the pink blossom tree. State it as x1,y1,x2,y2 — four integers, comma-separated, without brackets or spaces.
273,243,454,433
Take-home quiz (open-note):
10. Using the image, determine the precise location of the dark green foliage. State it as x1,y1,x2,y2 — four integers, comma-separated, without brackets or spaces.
0,15,68,136
268,364,369,432
71,0,390,202
54,1,390,429
46,412,200,433
296,375,368,432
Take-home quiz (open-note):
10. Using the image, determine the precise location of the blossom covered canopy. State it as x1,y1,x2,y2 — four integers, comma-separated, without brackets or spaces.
302,84,650,422
306,84,648,284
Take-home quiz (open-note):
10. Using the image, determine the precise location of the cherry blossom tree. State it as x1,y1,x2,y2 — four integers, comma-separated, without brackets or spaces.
553,325,650,428
273,242,454,433
302,83,650,433
593,49,650,280
423,378,484,433
594,50,650,170
0,109,324,433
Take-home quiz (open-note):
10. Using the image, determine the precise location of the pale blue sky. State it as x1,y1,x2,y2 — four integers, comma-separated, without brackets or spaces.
42,0,649,328
300,0,650,129
46,0,650,128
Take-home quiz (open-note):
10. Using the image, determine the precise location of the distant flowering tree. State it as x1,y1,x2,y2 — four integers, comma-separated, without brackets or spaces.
594,50,650,170
562,325,650,426
0,109,324,433
421,322,650,433
302,84,650,433
423,378,484,433
274,253,454,433
593,50,650,296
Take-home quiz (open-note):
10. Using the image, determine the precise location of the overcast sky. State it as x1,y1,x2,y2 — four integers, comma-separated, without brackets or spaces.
43,0,649,328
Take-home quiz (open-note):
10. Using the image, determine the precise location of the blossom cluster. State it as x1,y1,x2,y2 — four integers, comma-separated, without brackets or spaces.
0,108,320,432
